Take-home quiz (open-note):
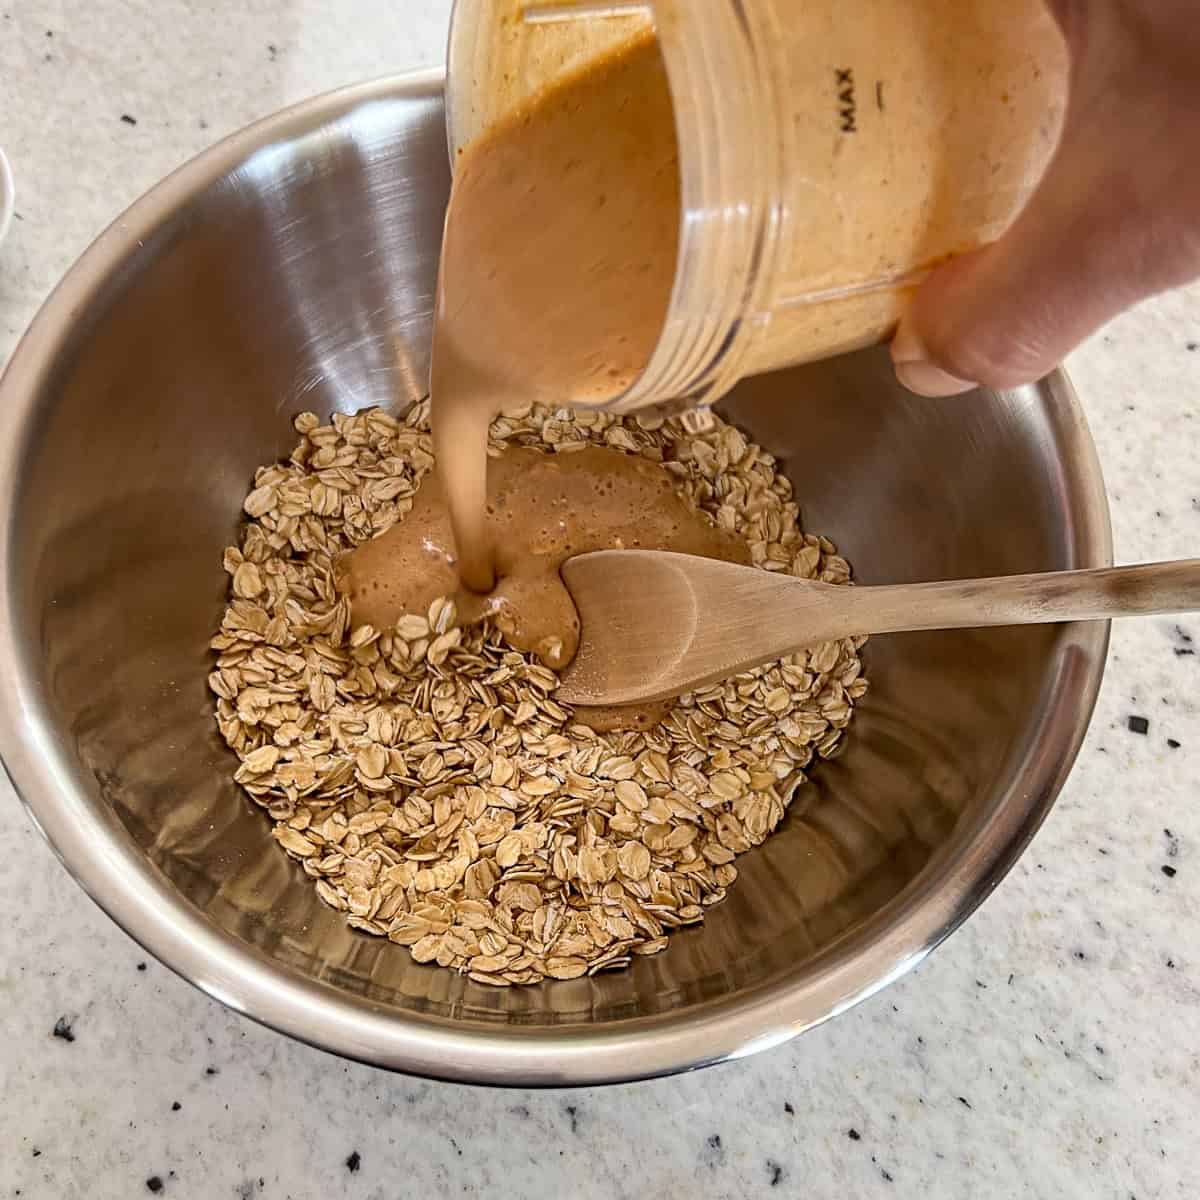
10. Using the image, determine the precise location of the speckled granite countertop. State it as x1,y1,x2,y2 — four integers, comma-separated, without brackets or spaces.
2,4,1199,1198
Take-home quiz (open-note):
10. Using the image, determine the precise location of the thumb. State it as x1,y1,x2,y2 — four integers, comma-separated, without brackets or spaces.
892,1,1200,397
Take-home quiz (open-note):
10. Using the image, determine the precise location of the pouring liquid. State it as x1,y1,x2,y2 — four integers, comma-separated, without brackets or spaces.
429,31,680,594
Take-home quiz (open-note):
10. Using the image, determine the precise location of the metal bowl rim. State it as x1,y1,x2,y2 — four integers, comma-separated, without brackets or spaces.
0,71,1113,1086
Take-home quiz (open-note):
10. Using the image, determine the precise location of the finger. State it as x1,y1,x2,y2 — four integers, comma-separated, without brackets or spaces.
893,4,1200,396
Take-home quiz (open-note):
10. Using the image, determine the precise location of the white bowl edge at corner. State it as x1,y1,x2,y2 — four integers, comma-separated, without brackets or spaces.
0,148,14,248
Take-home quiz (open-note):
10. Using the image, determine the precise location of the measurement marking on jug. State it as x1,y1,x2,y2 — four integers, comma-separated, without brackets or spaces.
836,68,857,133
876,80,885,112
523,2,649,23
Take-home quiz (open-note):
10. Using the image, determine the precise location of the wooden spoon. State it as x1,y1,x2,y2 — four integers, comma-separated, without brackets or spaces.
557,550,1200,706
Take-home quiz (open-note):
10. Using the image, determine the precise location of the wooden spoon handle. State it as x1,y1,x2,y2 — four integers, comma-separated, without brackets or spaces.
560,552,1200,707
822,559,1200,643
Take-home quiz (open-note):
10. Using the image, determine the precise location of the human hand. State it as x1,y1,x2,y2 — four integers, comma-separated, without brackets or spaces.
892,0,1200,397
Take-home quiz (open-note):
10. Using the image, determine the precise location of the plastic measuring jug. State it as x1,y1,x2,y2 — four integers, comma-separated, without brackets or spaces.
446,0,1068,419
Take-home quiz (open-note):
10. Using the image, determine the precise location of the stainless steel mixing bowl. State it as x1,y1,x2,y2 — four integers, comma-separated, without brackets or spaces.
0,73,1111,1085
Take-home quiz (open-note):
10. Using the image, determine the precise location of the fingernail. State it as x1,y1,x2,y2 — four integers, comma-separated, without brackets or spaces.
891,320,978,398
894,359,978,397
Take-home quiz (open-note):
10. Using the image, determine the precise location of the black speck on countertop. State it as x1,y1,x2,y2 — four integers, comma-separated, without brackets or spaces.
1162,865,1177,878
848,1128,861,1141
1187,341,1198,352
52,1016,75,1042
1168,737,1182,749
31,1149,40,1158
783,1101,794,1115
565,1104,579,1134
267,43,278,59
171,1101,181,1112
146,1178,163,1194
707,1134,721,1150
1073,950,1087,961
204,1067,218,1076
137,961,147,971
881,1168,895,1183
958,1096,972,1109
767,1160,784,1186
345,1151,361,1173
120,113,138,125
1128,715,1150,735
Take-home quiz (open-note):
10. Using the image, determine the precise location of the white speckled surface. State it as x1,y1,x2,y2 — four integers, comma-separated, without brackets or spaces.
2,4,1199,1198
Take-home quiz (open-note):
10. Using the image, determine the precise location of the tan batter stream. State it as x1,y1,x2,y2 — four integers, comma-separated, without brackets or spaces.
429,30,680,596
338,445,748,730
340,29,716,727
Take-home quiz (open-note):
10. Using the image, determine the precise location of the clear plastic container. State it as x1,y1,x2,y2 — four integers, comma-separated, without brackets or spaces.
446,0,1068,418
